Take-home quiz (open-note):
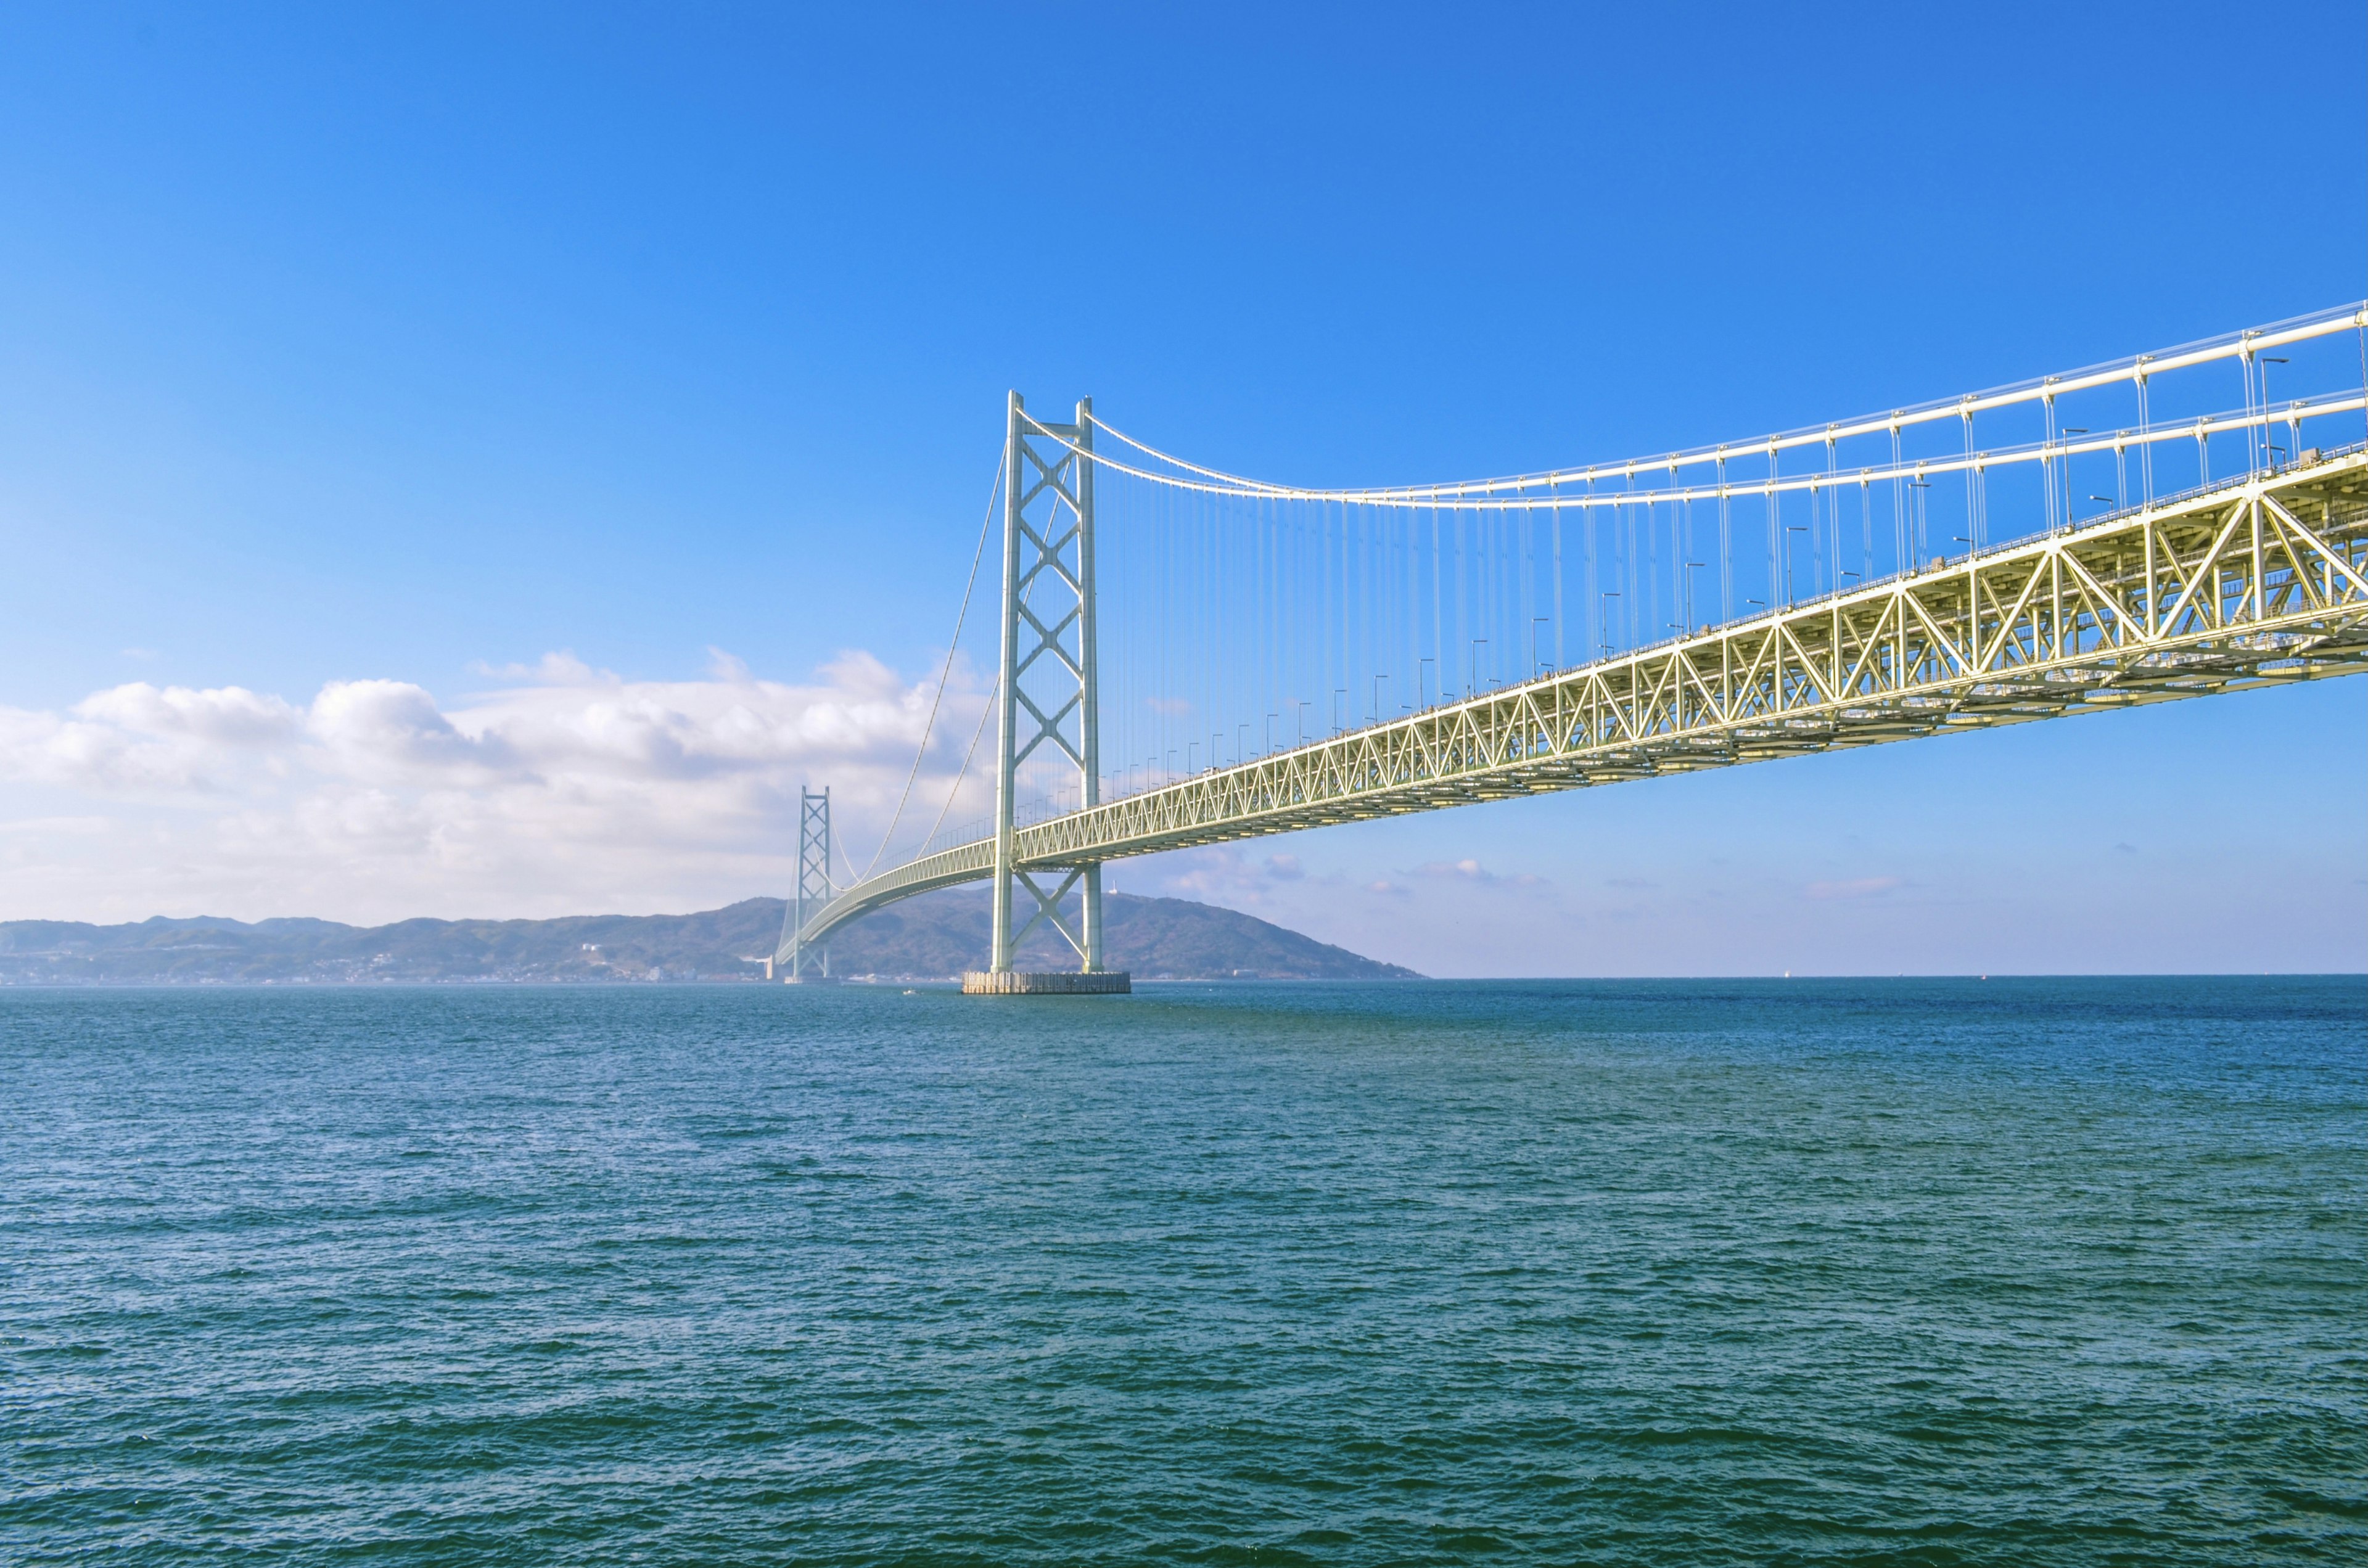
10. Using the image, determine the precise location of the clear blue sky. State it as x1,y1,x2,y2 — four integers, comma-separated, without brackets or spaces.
0,1,2362,972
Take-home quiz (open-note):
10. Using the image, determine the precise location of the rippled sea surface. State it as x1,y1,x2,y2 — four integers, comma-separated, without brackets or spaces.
4,979,2362,1565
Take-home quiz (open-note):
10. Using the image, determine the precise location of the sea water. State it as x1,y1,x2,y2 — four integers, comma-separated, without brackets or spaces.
2,978,2361,1565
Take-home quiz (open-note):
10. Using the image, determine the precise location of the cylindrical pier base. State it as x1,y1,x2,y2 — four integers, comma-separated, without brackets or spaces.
961,971,1132,995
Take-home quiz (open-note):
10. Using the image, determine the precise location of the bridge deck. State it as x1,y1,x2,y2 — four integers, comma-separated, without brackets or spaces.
788,453,2368,954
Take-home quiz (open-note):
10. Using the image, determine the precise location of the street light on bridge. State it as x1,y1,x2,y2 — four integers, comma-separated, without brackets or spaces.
2263,358,2291,471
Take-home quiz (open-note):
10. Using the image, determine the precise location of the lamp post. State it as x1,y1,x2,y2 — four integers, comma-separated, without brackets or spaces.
2062,429,2088,531
2261,358,2289,472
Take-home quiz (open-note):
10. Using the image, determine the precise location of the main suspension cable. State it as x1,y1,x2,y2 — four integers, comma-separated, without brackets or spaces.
858,446,1005,879
913,673,999,860
1082,304,2366,504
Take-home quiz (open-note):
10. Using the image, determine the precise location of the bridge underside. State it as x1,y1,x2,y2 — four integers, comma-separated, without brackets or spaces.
786,453,2368,957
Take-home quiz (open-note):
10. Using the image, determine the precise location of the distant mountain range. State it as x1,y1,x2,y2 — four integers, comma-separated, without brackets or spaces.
0,890,1419,984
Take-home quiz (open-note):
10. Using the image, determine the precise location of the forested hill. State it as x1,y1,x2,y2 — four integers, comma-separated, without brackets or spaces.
0,890,1419,984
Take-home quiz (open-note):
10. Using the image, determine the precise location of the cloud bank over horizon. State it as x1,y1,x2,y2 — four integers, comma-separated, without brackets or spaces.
0,651,993,926
0,647,1564,954
2,649,2361,978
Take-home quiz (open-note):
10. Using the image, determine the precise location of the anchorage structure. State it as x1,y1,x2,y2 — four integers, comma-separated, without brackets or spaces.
775,306,2368,981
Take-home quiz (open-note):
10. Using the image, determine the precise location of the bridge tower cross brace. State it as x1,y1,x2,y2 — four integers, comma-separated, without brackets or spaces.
784,785,831,980
989,392,1105,974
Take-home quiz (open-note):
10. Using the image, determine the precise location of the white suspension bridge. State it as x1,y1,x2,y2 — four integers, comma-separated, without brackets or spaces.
776,305,2368,991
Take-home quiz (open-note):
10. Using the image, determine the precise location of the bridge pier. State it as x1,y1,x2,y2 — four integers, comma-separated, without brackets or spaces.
961,970,1130,995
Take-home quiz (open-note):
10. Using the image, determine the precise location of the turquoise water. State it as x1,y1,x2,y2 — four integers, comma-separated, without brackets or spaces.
3,978,2361,1564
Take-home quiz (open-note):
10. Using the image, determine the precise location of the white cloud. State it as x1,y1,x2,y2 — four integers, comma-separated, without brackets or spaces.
1412,856,1546,887
313,679,499,776
0,682,303,794
0,815,109,837
1145,844,1332,907
471,650,596,684
77,682,303,745
0,652,992,924
1803,875,1902,901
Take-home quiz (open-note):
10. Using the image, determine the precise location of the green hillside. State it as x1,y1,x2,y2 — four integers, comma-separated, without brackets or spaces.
0,891,1416,983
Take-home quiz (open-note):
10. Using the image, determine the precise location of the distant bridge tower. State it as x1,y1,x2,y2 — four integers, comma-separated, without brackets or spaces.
778,786,832,982
967,392,1128,994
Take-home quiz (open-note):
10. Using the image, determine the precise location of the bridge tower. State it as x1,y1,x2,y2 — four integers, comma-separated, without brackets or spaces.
777,785,833,982
966,393,1128,995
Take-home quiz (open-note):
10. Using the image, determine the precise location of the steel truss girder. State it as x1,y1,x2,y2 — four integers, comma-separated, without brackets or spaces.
796,451,2368,951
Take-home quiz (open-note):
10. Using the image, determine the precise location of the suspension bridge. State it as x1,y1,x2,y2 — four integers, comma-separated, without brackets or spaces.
775,305,2368,990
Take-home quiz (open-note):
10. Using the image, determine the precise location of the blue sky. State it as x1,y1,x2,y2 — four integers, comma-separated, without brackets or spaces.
0,1,2362,972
